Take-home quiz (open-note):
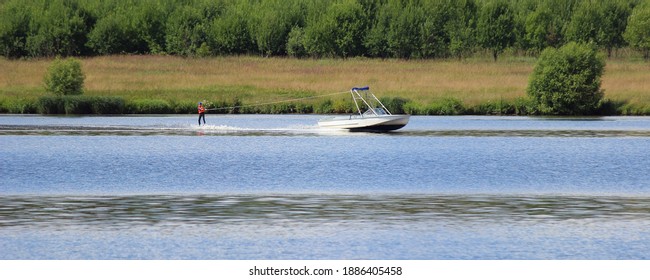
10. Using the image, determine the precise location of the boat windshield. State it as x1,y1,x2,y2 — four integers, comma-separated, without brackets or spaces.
363,108,388,116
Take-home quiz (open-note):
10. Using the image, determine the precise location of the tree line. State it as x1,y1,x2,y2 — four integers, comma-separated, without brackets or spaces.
1,0,649,60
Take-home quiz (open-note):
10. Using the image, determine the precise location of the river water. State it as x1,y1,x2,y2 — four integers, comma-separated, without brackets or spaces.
1,115,650,259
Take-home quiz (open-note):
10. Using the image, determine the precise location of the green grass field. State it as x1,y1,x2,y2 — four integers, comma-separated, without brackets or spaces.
1,55,649,114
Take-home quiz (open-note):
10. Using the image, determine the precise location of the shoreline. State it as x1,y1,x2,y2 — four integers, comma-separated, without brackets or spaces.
2,55,649,116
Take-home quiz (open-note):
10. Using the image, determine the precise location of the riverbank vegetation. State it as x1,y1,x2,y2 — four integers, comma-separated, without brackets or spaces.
1,55,649,115
1,0,649,115
2,0,648,60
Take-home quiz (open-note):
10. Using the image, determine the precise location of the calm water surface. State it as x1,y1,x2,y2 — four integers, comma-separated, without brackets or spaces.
1,115,650,259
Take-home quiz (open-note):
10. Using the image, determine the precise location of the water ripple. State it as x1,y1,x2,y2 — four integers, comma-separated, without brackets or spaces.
3,124,650,137
2,195,649,230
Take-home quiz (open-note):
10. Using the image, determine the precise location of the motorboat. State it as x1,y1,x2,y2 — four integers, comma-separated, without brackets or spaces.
318,87,409,132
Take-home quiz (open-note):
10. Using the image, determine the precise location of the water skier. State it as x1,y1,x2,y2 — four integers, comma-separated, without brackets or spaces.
198,102,206,125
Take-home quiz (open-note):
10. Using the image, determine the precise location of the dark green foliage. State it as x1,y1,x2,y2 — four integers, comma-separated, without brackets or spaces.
211,2,253,55
426,98,466,115
37,96,65,114
165,5,211,56
619,103,650,115
44,57,85,96
477,0,516,61
86,9,144,55
379,96,409,114
402,101,424,115
447,0,478,59
624,2,650,60
249,0,303,57
303,0,367,58
91,96,125,114
384,1,424,59
25,0,94,57
565,2,604,46
471,99,515,115
524,6,563,54
62,95,93,114
238,103,313,114
599,0,631,57
0,1,30,58
565,0,631,57
0,98,38,113
286,27,307,57
314,99,334,114
37,96,124,114
527,42,605,115
366,0,453,59
0,0,646,59
125,99,171,114
170,100,196,114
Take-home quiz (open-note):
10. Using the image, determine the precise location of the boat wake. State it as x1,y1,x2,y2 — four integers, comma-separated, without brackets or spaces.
0,123,341,136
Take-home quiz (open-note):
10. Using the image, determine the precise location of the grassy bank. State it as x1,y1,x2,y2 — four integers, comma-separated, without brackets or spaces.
1,55,649,115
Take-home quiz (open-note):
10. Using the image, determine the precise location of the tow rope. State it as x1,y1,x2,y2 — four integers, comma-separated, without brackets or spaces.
204,91,349,111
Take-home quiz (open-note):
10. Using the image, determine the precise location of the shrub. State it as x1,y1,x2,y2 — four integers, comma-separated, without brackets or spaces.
126,99,171,114
0,98,37,114
624,3,650,60
425,98,465,115
527,42,605,115
44,57,85,96
37,96,125,114
379,97,409,114
91,97,125,114
512,97,535,115
403,101,424,115
170,100,196,114
332,99,355,113
38,96,65,114
63,96,93,114
286,26,307,58
314,99,334,114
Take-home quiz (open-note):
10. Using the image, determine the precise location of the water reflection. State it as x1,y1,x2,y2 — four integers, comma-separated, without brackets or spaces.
2,195,649,229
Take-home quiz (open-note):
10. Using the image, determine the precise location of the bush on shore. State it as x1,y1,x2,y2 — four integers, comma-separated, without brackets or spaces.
1,95,645,116
37,96,124,114
0,98,38,114
527,42,605,115
44,57,85,96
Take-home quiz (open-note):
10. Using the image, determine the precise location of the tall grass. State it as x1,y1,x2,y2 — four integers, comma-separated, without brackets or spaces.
1,55,649,115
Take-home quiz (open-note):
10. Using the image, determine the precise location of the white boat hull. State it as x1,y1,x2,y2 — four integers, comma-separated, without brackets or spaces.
318,115,410,132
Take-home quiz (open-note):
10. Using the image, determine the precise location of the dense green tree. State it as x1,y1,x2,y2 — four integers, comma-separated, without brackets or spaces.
624,1,650,59
420,0,453,58
303,0,367,58
387,1,425,59
165,5,211,56
133,1,171,54
211,1,253,55
249,0,303,56
25,0,94,57
0,0,644,60
527,42,605,115
477,0,516,61
446,0,478,59
566,0,631,57
363,0,394,58
0,1,31,58
525,6,562,54
286,26,307,58
301,1,333,57
565,1,604,46
599,0,631,57
87,9,143,54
